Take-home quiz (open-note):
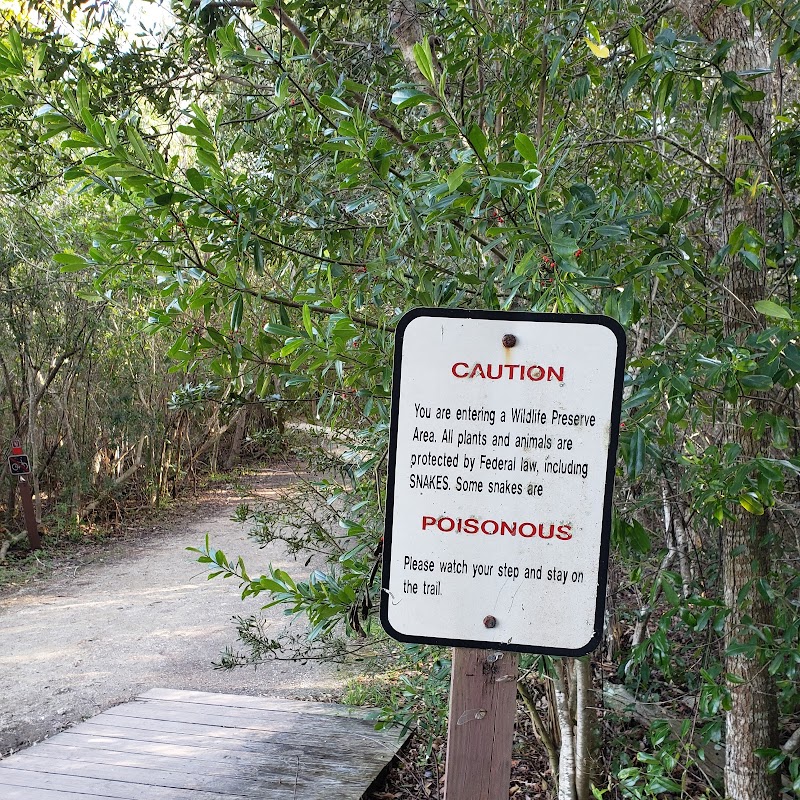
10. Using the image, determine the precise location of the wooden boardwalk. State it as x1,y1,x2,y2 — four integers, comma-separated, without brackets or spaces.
0,688,408,799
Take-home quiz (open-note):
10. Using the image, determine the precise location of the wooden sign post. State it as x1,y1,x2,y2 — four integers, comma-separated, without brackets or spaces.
444,648,519,799
9,440,40,550
381,309,625,798
18,476,41,550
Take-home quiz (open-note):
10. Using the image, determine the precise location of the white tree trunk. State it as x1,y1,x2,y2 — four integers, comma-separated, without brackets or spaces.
574,658,595,800
554,660,576,800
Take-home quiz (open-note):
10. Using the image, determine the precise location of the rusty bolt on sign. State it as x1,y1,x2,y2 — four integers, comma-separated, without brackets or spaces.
483,615,497,628
502,334,517,348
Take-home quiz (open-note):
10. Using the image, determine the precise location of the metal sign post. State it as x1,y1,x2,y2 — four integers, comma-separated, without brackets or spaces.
381,309,625,799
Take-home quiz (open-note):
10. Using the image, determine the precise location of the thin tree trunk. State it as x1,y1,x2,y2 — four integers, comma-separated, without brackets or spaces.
631,548,675,649
662,480,690,597
26,359,42,522
672,500,693,595
172,415,184,498
574,658,596,800
156,431,171,508
224,406,248,469
79,436,146,518
518,679,560,791
185,407,244,475
54,388,82,516
554,660,576,800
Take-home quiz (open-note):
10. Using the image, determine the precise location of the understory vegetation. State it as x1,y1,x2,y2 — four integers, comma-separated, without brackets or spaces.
0,175,287,555
0,0,798,798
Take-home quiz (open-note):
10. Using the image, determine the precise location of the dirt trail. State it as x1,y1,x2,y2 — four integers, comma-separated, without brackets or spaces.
0,467,350,755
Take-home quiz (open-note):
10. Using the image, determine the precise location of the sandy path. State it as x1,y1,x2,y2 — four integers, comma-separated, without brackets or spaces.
0,467,350,755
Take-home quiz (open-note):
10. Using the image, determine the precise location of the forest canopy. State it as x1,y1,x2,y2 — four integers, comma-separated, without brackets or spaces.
0,0,798,798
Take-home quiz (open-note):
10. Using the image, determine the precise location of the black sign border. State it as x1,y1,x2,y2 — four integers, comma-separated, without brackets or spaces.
380,307,626,656
8,454,31,476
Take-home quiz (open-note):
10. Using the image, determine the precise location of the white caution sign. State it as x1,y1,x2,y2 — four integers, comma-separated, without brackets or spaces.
381,309,625,655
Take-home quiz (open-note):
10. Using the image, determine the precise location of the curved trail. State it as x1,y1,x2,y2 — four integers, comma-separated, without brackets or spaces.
0,467,349,754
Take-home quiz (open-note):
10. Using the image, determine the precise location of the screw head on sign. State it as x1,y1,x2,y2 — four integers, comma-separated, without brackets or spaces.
501,334,517,348
483,615,497,628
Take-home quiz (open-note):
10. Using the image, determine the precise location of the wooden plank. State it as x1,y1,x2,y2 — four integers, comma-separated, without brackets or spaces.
2,744,372,789
96,707,397,759
51,728,390,770
0,688,410,800
0,786,120,800
0,754,344,795
81,711,405,759
104,698,395,745
74,717,402,759
133,695,378,733
138,687,370,719
444,647,519,800
0,767,258,800
13,739,385,784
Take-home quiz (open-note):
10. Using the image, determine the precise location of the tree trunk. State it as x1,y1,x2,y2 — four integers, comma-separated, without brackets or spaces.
518,678,560,792
79,436,146,519
54,387,82,516
553,660,576,800
225,406,248,469
674,4,779,798
574,658,596,800
25,358,42,522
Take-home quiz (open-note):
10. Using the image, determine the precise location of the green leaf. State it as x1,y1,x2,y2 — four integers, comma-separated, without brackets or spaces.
739,374,773,390
522,168,541,190
514,133,538,164
782,210,795,241
319,95,352,115
628,26,648,59
412,39,435,84
467,124,487,159
7,26,24,66
754,299,792,320
54,253,90,271
647,777,682,794
629,520,651,554
447,162,469,192
126,125,151,165
0,92,23,108
230,295,243,331
336,157,362,175
626,427,645,479
670,196,689,220
185,167,205,192
206,327,227,347
515,248,538,276
253,240,264,275
739,492,765,515
391,88,434,110
661,575,680,606
263,322,300,339
76,290,106,303
206,36,218,67
563,284,593,312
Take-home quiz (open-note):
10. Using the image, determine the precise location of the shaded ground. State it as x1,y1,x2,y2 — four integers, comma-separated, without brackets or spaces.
0,466,351,755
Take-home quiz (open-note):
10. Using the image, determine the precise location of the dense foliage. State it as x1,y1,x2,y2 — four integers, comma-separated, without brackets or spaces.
0,0,798,797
